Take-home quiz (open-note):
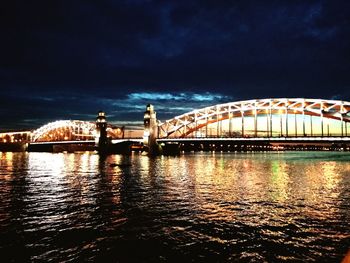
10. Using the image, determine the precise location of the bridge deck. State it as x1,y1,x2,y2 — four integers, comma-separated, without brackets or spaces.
157,137,350,142
29,138,143,145
28,137,350,145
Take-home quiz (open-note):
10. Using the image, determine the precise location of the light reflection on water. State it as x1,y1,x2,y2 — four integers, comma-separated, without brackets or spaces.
0,151,349,262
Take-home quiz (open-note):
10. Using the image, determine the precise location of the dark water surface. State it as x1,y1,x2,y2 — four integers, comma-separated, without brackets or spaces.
0,151,349,262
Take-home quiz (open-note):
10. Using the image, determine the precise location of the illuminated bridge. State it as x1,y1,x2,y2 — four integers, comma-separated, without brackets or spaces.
0,120,124,143
143,98,350,152
0,118,142,152
1,98,350,153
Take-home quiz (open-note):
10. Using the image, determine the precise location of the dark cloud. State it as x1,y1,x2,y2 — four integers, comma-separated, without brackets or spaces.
1,0,350,130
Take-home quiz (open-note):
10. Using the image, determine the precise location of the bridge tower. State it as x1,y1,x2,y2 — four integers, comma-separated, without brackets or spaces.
143,104,159,155
96,111,108,153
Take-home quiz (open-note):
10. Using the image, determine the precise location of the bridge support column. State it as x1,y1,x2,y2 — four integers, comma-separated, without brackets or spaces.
270,107,273,137
229,111,233,137
285,106,288,137
280,112,283,136
302,101,306,136
294,112,297,136
143,104,160,155
341,113,344,137
266,110,269,137
310,115,313,136
96,111,108,153
321,111,324,137
254,108,257,137
241,111,244,137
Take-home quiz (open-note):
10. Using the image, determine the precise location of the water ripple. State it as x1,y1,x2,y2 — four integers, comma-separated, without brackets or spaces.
0,151,349,262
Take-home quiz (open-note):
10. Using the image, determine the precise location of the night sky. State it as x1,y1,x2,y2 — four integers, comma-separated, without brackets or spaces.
1,0,350,130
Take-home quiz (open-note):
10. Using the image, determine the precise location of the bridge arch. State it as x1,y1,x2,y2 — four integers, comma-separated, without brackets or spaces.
32,120,96,142
32,120,125,142
158,98,350,138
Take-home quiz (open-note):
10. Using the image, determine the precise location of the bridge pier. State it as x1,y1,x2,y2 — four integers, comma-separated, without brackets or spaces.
28,143,54,152
96,111,109,154
143,104,161,155
0,142,27,152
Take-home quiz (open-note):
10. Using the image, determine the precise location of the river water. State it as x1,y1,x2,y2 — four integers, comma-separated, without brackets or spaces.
0,151,349,262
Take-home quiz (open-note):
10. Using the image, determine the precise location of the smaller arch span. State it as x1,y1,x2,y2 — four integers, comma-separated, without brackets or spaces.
32,120,96,142
158,98,350,139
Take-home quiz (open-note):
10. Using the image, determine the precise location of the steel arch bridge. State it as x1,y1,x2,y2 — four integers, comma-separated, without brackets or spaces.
157,98,350,139
31,120,96,142
31,120,124,142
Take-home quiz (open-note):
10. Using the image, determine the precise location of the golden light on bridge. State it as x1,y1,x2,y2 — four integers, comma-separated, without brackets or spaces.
157,98,350,139
0,98,349,153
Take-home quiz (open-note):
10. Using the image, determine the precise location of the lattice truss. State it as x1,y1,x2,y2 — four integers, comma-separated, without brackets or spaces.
31,120,125,142
32,120,97,142
158,98,350,138
0,131,31,143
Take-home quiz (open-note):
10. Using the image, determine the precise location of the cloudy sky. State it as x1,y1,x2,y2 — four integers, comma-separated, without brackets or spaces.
1,0,349,130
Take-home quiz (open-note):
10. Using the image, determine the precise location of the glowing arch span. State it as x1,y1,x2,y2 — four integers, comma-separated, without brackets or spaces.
32,120,96,142
158,98,350,138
